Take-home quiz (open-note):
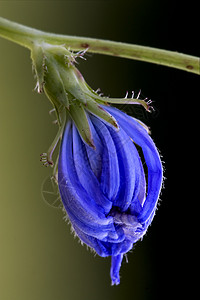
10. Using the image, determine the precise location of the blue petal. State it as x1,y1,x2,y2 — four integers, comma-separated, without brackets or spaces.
110,254,124,285
91,116,120,202
72,123,112,214
72,224,126,257
104,106,163,224
107,125,143,212
128,157,146,217
58,121,118,241
85,117,103,180
99,238,133,256
112,212,146,243
72,224,110,257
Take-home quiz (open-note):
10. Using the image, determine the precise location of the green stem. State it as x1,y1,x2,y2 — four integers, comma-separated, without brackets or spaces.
0,17,199,74
0,17,40,49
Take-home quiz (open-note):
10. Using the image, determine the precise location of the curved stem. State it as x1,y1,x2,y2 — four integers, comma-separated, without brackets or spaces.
0,17,199,74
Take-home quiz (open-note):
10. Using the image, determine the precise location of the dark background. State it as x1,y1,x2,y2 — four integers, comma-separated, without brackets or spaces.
0,1,199,299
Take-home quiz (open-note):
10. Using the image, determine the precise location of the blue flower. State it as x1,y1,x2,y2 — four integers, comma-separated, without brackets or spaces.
58,104,163,285
32,44,162,285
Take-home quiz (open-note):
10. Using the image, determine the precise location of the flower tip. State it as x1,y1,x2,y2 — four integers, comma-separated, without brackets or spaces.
111,276,120,286
86,138,96,150
114,121,120,131
110,254,123,286
34,82,44,94
109,117,119,131
90,143,96,150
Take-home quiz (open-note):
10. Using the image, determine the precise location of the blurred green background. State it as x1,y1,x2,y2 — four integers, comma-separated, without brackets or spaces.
0,1,198,300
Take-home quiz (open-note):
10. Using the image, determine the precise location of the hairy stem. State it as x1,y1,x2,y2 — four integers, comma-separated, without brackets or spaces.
0,17,199,74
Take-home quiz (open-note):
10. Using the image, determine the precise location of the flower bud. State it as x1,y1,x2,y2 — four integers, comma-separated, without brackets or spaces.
31,42,121,145
32,42,163,285
58,105,163,285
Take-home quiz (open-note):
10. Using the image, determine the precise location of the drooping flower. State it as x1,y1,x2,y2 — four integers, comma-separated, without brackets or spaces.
32,42,163,285
58,105,163,285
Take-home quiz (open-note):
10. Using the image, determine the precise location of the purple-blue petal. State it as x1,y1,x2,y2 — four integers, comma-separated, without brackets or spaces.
104,105,163,224
110,254,123,285
72,123,112,214
58,104,163,285
85,117,103,180
58,121,117,241
108,125,143,212
91,116,120,202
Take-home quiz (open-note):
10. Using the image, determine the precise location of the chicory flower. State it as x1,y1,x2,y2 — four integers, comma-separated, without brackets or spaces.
32,42,163,285
58,105,163,285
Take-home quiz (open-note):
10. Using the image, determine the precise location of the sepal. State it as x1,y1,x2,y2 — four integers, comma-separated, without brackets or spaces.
31,43,45,93
44,53,69,109
69,101,95,149
91,93,151,112
31,41,152,149
85,99,119,130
